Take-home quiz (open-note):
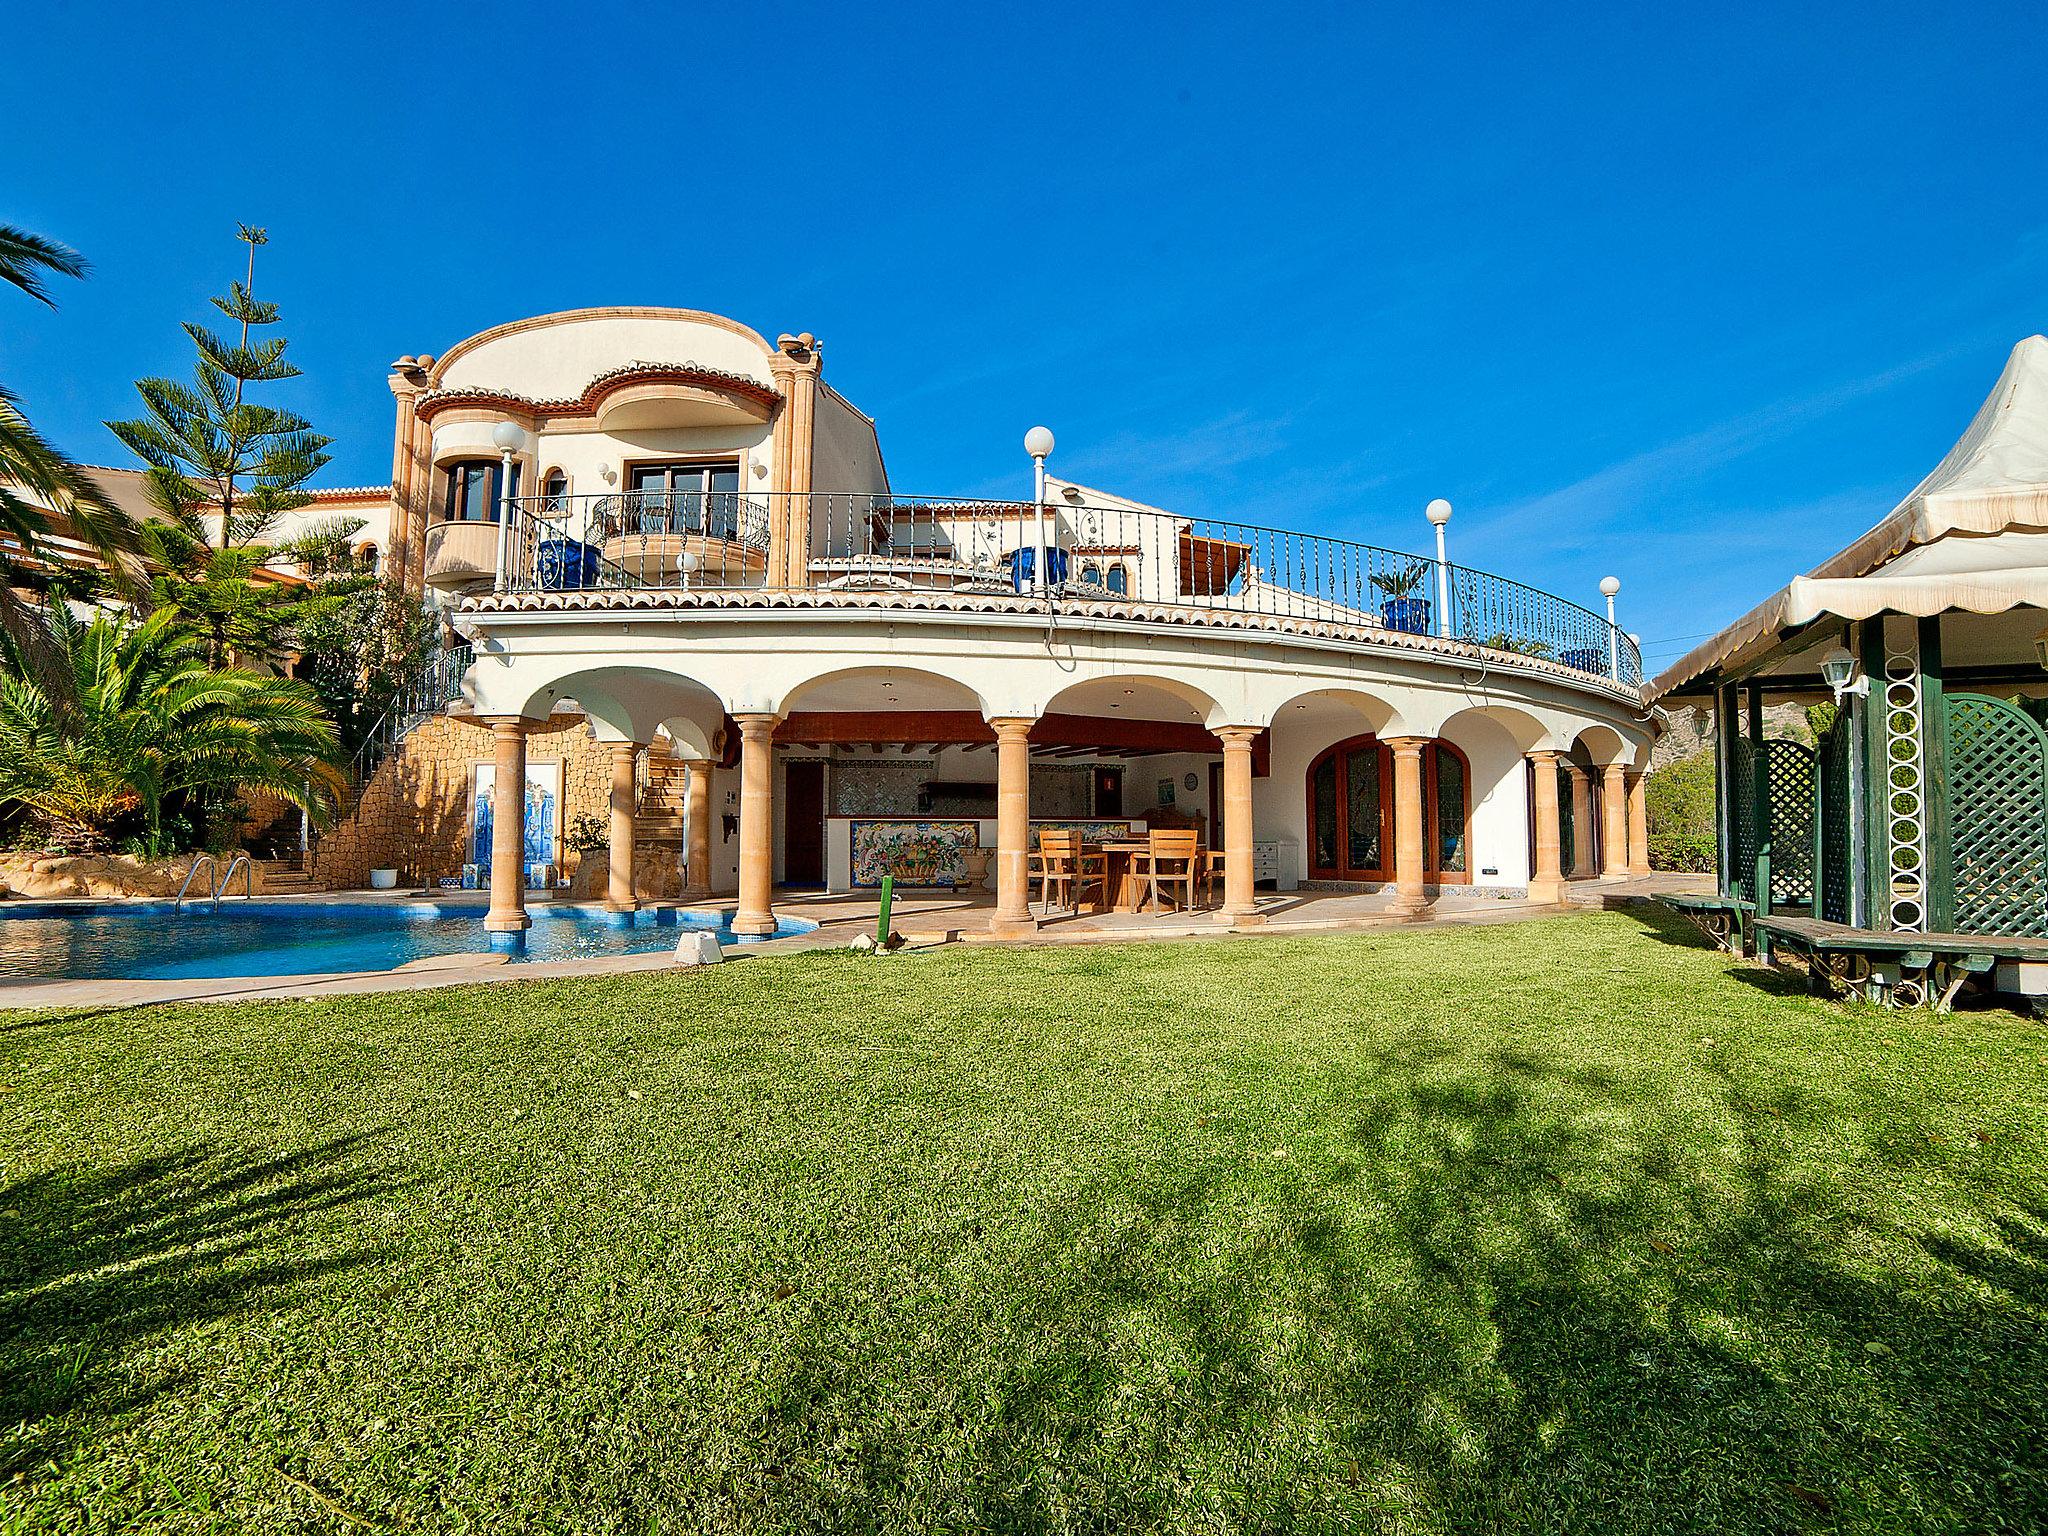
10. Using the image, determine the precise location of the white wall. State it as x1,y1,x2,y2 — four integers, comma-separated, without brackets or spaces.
812,387,888,495
438,313,776,396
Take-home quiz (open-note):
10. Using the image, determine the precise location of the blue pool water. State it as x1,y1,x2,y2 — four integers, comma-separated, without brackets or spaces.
0,901,814,982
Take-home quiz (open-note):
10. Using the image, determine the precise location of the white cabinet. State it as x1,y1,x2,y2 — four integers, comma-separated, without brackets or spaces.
1252,837,1299,892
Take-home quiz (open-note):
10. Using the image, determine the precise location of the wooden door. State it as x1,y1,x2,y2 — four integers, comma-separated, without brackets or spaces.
783,760,827,887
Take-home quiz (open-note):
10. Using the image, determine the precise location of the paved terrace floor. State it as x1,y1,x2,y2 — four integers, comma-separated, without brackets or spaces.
0,875,1710,1012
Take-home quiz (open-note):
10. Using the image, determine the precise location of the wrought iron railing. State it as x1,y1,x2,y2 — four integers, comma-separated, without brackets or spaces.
488,491,1642,688
349,640,475,787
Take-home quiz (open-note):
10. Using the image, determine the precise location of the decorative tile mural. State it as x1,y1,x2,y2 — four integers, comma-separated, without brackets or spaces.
1031,819,1144,843
851,820,979,887
829,758,935,816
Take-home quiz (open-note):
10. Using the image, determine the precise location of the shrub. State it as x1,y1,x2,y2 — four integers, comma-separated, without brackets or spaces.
1646,748,1716,873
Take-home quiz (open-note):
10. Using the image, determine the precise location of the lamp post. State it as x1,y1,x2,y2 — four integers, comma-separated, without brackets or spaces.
491,420,524,595
1024,425,1054,592
1600,575,1622,680
1425,498,1453,637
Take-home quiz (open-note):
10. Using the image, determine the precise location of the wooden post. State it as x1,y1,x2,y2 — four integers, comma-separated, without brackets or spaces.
1747,683,1773,958
1527,749,1567,904
607,742,639,913
989,717,1039,936
484,718,531,943
1214,725,1264,925
1387,736,1430,916
733,714,778,936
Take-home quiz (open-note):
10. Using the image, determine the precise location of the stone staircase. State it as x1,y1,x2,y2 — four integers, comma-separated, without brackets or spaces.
255,856,324,895
634,748,693,849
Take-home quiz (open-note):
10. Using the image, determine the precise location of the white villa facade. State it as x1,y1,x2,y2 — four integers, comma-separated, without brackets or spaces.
368,306,1653,941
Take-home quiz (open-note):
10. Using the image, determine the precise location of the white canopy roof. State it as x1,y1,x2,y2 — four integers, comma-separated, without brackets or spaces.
1652,335,2048,699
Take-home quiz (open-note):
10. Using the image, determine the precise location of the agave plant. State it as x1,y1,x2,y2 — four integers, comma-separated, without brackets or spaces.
0,603,343,853
1369,561,1431,599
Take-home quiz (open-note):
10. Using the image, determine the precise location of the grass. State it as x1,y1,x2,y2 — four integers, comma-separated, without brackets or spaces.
2,908,2045,1534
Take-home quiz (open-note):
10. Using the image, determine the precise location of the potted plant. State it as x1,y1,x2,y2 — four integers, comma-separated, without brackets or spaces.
1371,562,1433,634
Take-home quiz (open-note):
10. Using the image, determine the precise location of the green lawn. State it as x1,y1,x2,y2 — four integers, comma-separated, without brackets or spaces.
3,911,2045,1534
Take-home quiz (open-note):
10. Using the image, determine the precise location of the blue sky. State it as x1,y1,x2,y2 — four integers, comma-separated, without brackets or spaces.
8,2,2045,675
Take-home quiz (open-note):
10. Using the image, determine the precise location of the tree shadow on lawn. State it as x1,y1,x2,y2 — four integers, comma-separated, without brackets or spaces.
743,1038,2047,1533
0,1136,401,1480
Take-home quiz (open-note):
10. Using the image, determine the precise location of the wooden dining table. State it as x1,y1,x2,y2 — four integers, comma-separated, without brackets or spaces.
1089,839,1215,913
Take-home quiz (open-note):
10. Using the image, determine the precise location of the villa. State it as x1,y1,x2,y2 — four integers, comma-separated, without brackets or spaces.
303,304,1655,943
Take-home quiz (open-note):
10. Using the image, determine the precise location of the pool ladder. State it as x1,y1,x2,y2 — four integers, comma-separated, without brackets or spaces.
173,853,254,914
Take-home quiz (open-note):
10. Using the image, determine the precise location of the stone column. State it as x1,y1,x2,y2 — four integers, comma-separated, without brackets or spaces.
1386,736,1430,917
683,761,712,900
1601,762,1630,881
733,714,779,935
767,334,822,588
1527,749,1567,904
1568,764,1596,877
484,718,531,943
607,742,640,914
1627,769,1652,877
989,716,1039,937
1214,726,1265,926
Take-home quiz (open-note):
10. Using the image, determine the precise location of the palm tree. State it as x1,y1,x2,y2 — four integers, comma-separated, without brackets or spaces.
0,603,343,854
0,224,143,683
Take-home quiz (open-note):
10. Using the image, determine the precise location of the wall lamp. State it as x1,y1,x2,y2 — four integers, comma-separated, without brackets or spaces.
1819,645,1868,703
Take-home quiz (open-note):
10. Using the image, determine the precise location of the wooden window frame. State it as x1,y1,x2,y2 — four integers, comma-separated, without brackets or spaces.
1305,734,1473,883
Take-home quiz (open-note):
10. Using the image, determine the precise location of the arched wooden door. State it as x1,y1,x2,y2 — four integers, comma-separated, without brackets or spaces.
1307,736,1470,883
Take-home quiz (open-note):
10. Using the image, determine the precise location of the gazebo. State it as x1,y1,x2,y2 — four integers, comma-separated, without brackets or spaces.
1650,335,2048,1009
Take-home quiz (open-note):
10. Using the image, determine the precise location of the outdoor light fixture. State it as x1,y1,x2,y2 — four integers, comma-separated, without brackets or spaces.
1819,644,1868,703
1024,426,1056,594
1599,576,1622,681
1425,499,1453,637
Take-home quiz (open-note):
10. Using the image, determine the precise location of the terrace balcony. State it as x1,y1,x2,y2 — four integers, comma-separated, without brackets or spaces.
472,490,1644,693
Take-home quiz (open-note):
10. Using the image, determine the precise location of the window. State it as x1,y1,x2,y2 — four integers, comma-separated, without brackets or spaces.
442,459,520,523
1079,563,1102,587
625,461,742,537
541,470,569,516
1105,563,1129,595
358,543,380,576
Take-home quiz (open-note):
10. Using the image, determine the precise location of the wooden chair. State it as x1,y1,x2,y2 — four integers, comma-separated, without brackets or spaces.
1133,828,1202,912
1036,828,1108,913
1202,847,1227,907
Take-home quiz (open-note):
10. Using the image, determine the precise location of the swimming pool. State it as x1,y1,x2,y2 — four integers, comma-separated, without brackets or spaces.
0,901,814,982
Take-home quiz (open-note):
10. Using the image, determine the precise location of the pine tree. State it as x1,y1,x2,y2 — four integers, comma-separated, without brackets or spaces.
108,226,336,665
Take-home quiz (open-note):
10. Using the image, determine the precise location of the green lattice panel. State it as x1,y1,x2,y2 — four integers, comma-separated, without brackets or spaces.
1944,693,2048,937
1766,740,1817,909
1730,737,1757,903
1817,715,1853,924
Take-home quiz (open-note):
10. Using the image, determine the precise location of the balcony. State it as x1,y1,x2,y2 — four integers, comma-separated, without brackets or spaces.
481,491,1645,690
422,518,503,591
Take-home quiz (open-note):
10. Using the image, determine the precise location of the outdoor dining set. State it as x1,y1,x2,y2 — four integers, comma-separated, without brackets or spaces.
1028,827,1226,915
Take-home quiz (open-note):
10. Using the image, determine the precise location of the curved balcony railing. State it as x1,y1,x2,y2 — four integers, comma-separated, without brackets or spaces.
490,491,1643,688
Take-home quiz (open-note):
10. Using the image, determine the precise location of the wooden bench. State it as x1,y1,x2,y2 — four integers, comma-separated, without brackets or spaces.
1752,914,2048,1012
1655,892,1755,954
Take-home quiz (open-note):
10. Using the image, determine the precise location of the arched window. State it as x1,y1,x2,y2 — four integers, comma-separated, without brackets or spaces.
1106,563,1129,595
1079,562,1102,588
1306,735,1470,883
442,459,520,523
358,542,380,576
542,469,569,515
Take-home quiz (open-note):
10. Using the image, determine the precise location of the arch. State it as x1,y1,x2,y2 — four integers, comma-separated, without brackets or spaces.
1436,702,1548,754
427,306,777,387
1303,733,1473,884
1266,684,1413,740
1040,672,1224,729
1571,724,1632,767
511,663,728,749
776,663,991,719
